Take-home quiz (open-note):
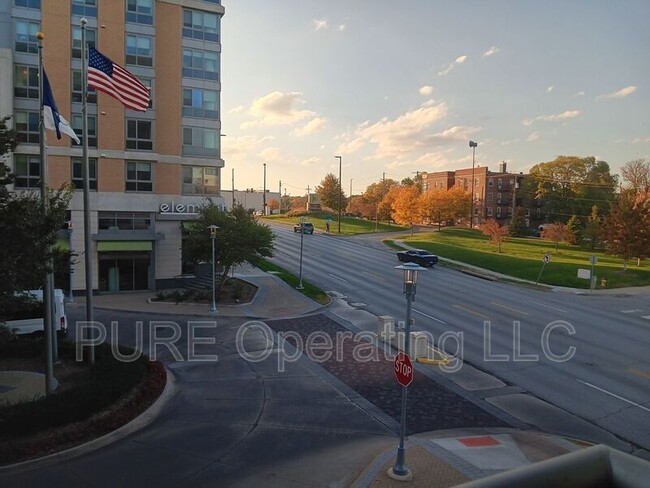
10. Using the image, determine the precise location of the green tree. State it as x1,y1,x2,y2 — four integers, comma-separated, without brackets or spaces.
529,156,617,222
565,215,581,245
183,202,275,295
508,208,528,237
316,173,346,212
601,191,650,270
583,205,601,250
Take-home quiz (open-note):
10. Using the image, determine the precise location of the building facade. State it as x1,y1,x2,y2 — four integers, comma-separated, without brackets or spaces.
2,0,225,292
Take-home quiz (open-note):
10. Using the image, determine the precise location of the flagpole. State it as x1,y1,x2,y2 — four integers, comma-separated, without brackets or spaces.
81,18,95,364
37,31,55,394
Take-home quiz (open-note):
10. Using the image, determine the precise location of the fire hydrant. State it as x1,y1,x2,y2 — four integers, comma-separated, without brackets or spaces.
600,277,608,288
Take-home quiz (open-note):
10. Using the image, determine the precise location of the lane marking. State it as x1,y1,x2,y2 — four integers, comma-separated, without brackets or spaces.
577,379,650,413
529,301,567,313
328,273,349,283
621,310,642,314
490,301,529,316
452,304,491,320
642,315,650,320
629,368,650,380
362,271,384,281
412,308,447,324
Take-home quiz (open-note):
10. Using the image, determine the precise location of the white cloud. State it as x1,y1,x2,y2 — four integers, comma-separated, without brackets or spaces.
300,156,321,166
575,91,585,97
240,91,317,129
222,135,274,157
596,85,637,100
258,146,282,162
500,139,520,146
229,105,244,113
338,24,346,31
291,117,327,137
482,46,500,57
438,55,468,76
522,110,581,126
527,132,540,142
313,18,328,31
546,86,554,93
419,85,434,96
631,136,650,143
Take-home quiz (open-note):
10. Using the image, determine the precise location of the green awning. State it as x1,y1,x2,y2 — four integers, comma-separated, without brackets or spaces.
54,239,70,251
97,241,152,252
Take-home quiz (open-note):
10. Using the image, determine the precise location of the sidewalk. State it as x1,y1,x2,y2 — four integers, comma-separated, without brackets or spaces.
3,264,648,486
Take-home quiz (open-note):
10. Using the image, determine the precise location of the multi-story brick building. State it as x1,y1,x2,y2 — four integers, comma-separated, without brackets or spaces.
1,0,225,292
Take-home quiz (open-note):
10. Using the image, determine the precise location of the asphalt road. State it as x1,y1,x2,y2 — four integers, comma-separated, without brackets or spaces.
271,224,650,451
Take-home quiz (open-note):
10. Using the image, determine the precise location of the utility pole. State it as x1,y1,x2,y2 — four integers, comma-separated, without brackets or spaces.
512,174,518,226
279,180,282,214
336,156,342,234
231,168,235,208
307,185,310,211
262,163,267,216
469,140,478,229
349,178,353,200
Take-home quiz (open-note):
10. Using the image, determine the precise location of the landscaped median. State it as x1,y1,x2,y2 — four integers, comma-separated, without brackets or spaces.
0,336,166,466
390,228,650,289
252,258,330,305
262,213,408,235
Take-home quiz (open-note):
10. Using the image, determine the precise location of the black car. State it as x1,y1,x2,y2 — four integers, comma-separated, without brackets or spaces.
293,222,314,234
396,249,439,267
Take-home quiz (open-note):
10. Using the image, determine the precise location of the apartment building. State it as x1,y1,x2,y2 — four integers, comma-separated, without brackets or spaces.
1,0,225,292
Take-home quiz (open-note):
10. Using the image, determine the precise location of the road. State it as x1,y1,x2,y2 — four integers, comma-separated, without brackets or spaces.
271,224,650,452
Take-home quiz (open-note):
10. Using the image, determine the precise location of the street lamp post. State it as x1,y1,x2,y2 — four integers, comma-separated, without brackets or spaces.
297,217,305,290
66,222,74,303
389,262,426,481
262,163,267,216
335,155,342,234
208,225,219,313
469,140,478,229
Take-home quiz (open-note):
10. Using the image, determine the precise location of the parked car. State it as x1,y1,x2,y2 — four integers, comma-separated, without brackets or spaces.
293,222,315,234
396,249,439,267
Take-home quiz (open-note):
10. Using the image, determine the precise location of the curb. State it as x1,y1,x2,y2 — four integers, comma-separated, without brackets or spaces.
0,366,176,474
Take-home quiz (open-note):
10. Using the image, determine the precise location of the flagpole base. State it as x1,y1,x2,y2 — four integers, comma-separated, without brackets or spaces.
387,467,413,481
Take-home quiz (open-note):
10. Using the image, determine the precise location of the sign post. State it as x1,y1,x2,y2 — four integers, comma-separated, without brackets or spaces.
536,253,551,284
590,255,598,292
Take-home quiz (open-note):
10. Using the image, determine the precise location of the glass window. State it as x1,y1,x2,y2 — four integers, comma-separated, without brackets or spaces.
182,166,218,195
140,78,153,108
183,10,219,42
98,211,151,230
126,119,153,151
15,20,40,54
125,162,152,192
72,0,97,17
182,127,218,157
14,155,40,188
71,158,97,190
15,111,40,144
182,49,218,80
72,26,96,59
72,114,97,147
182,88,218,118
72,70,97,103
14,65,39,99
126,34,153,67
127,0,153,25
15,0,40,8
497,178,503,189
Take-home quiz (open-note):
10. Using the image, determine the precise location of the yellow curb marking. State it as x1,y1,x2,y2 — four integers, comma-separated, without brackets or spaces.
452,304,491,320
490,301,529,316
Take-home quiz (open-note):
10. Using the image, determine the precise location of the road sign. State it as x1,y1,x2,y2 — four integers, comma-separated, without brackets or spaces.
543,253,551,263
394,352,413,387
590,255,598,265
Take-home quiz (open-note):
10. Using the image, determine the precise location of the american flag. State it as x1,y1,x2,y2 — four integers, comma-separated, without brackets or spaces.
88,46,150,112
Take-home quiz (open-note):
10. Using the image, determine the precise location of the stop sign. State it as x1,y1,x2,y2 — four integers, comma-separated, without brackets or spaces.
394,352,414,387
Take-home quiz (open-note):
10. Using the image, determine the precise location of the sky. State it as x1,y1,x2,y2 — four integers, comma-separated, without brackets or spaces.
220,0,650,196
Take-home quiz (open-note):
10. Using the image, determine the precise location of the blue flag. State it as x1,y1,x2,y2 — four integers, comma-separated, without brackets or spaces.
42,70,80,144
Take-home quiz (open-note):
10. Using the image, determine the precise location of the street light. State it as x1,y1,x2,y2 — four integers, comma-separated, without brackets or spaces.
389,261,427,481
335,155,342,234
208,224,219,313
297,217,305,290
66,221,74,303
262,163,267,216
469,140,478,229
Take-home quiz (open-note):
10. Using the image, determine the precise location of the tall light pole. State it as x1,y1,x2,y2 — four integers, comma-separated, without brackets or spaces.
297,217,305,290
389,262,426,481
262,163,267,216
349,178,353,200
335,155,342,234
208,225,219,313
231,168,235,208
469,140,478,229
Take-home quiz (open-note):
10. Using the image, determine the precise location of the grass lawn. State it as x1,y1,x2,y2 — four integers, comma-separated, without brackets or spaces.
398,228,650,289
252,258,330,305
262,213,408,235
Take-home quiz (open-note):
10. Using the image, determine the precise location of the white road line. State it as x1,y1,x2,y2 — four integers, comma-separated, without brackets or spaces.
328,273,349,283
642,315,650,320
621,309,642,314
529,301,567,313
577,379,650,413
413,308,447,324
